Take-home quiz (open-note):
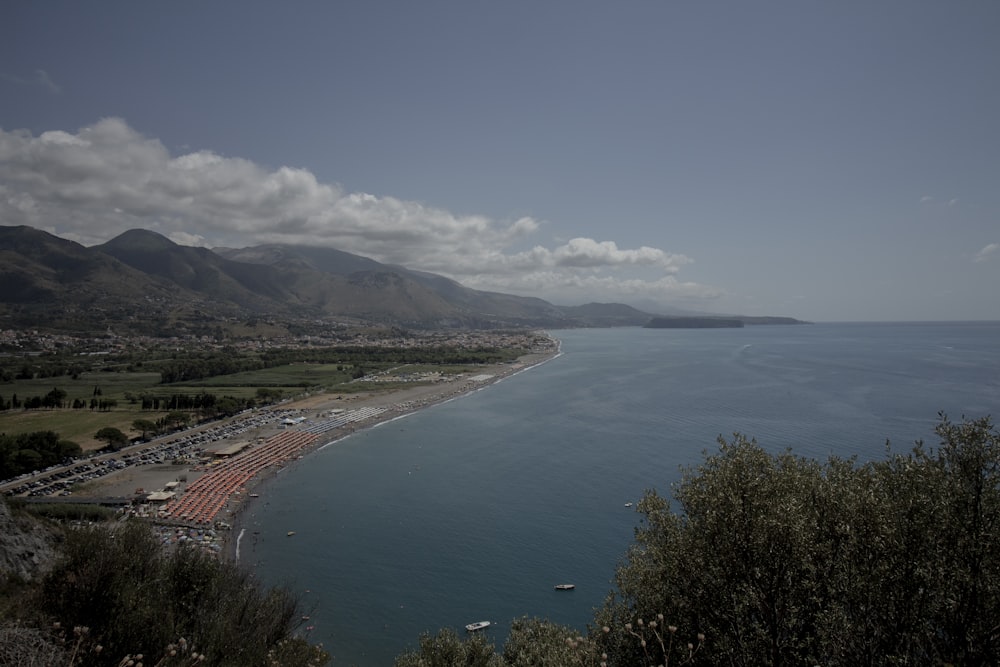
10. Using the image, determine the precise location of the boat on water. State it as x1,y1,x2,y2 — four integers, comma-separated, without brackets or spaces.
554,584,575,590
287,531,296,537
624,502,633,507
465,621,491,632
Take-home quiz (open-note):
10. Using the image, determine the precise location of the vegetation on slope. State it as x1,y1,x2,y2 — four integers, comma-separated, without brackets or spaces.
0,520,327,667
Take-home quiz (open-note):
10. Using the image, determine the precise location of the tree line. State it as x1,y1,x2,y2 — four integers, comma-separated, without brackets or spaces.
0,388,255,416
0,431,82,480
1,343,522,386
0,388,118,411
0,361,88,383
155,345,520,384
137,391,243,412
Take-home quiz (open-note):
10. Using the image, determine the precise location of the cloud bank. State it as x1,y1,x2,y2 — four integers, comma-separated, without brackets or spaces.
0,118,720,305
974,243,999,263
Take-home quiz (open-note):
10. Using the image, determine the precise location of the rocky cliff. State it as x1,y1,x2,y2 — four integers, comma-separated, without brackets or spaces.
0,502,57,583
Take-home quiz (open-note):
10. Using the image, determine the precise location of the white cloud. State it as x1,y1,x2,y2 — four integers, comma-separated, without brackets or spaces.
974,243,999,263
463,271,722,304
552,238,691,271
0,118,719,307
168,231,210,247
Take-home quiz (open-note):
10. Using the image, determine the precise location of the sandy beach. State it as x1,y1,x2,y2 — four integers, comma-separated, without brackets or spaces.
72,347,559,558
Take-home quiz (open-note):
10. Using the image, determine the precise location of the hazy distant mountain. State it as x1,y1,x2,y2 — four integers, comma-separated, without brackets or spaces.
0,225,807,335
215,244,569,326
555,302,654,326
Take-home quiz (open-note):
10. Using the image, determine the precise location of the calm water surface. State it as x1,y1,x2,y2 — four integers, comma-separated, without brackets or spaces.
248,322,1000,665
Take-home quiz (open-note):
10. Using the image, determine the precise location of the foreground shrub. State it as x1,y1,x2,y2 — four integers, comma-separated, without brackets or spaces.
393,626,502,667
595,413,1000,666
0,622,68,666
392,616,701,667
33,520,327,667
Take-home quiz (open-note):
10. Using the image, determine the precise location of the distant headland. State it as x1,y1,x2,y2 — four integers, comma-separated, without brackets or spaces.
644,316,810,329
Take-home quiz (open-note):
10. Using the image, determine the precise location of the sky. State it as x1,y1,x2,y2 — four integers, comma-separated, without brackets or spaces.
1,1,998,322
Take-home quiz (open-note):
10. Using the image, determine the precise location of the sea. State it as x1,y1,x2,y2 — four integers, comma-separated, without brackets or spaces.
246,322,1000,666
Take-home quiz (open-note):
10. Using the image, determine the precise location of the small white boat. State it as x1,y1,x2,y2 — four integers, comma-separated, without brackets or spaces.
624,502,633,507
465,621,491,632
554,584,575,590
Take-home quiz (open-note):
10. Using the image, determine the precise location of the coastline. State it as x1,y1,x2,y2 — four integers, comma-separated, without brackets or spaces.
53,338,561,559
213,343,562,563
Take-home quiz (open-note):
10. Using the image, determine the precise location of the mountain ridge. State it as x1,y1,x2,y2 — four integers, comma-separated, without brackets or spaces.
0,225,807,335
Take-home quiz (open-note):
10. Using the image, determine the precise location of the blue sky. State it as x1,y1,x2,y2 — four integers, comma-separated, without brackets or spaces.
2,1,998,321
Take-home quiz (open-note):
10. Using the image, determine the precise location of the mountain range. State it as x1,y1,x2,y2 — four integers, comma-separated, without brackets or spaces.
0,225,803,336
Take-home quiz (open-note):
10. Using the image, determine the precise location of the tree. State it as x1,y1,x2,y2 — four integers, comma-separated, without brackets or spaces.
501,617,605,666
0,431,81,478
256,387,283,402
212,396,242,418
393,628,502,667
131,419,157,440
593,414,1000,666
161,411,190,430
36,520,328,667
389,616,697,666
42,387,66,408
94,427,127,451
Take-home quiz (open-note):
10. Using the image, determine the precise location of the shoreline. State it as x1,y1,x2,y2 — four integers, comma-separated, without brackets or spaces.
213,344,562,563
50,339,561,558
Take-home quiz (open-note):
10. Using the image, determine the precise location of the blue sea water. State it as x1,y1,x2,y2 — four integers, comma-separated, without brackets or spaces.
248,322,1000,666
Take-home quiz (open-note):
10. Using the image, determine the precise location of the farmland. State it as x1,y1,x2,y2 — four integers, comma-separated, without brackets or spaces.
0,330,545,450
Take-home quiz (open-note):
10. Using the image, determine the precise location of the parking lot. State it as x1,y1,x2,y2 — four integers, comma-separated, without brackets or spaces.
0,406,308,499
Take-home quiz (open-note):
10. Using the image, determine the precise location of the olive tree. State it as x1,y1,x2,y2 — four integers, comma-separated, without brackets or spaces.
393,618,604,667
93,427,127,450
594,414,1000,666
131,419,158,440
501,617,601,666
393,627,502,667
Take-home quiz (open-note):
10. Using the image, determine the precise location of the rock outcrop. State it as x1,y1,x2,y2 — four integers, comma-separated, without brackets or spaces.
0,502,57,582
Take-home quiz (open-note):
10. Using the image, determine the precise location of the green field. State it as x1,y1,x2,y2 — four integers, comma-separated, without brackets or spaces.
174,363,356,389
0,406,163,449
0,365,327,448
0,371,163,404
0,360,487,449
